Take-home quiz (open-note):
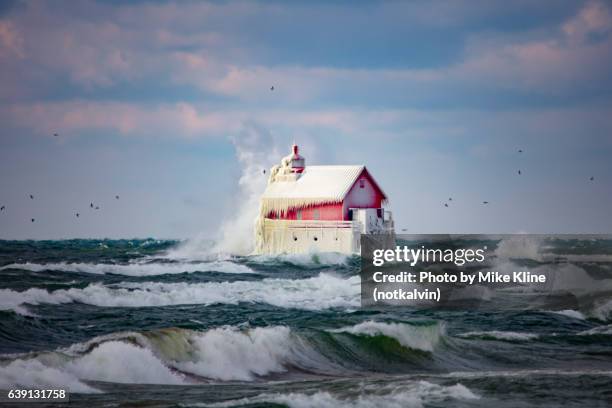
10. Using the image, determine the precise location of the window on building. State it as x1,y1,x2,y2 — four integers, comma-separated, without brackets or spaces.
313,209,320,220
359,178,365,188
297,210,302,220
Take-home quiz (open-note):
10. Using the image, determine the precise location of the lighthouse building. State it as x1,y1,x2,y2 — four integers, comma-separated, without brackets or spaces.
255,145,395,254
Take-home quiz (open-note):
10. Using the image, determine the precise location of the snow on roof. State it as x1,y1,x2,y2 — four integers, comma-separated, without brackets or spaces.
261,165,385,216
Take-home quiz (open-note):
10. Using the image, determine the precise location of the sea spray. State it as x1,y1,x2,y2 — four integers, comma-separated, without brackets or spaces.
165,125,282,258
213,126,284,255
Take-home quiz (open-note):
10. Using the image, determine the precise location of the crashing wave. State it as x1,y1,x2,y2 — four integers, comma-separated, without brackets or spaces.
330,321,445,352
457,331,539,341
0,260,253,276
0,273,360,315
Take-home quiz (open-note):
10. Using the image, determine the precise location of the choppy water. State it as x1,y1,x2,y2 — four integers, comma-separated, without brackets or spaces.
1,238,611,407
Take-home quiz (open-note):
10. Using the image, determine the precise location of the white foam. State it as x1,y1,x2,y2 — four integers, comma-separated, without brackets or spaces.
546,309,586,320
0,273,359,314
0,340,185,392
0,359,100,393
494,236,543,261
578,324,612,336
250,251,351,267
175,326,293,381
0,260,253,276
457,331,539,341
65,341,185,385
163,235,219,261
590,299,612,321
203,380,478,408
0,287,72,315
331,321,444,352
1,325,323,385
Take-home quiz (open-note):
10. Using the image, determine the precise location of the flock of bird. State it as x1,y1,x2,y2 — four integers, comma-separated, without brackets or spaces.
0,120,599,228
0,131,125,224
396,148,596,232
440,147,595,209
0,193,120,223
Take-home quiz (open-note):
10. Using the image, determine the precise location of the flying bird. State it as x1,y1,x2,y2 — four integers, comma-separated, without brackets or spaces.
448,197,452,201
263,169,266,174
444,203,449,207
115,195,120,200
53,133,58,137
90,203,94,208
483,201,489,204
518,149,523,153
95,206,100,210
76,213,79,218
401,228,408,232
518,170,521,175
590,176,594,181
270,86,274,91
1,206,4,211
29,194,34,200
31,218,35,223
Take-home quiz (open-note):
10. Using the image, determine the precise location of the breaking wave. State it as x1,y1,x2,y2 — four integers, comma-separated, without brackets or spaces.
494,236,544,261
0,322,450,391
0,273,360,314
591,299,612,321
330,321,445,352
578,324,612,336
0,260,253,276
200,381,479,408
546,309,586,320
457,331,539,342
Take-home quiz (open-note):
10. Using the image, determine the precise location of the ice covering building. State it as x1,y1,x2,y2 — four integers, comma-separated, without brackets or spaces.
255,144,395,254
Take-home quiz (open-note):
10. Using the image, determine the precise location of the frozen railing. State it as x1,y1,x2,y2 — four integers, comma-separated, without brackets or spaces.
263,218,360,230
383,210,394,232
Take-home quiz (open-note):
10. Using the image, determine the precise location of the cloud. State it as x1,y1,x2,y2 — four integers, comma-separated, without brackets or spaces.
1,0,609,107
0,20,24,58
563,0,612,45
4,101,245,139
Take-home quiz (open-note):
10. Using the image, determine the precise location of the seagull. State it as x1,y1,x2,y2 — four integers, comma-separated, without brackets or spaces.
115,195,120,200
31,218,35,222
590,176,594,181
483,201,489,204
29,194,34,200
518,170,521,175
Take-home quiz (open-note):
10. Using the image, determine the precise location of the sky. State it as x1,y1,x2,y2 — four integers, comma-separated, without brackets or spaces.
0,0,611,240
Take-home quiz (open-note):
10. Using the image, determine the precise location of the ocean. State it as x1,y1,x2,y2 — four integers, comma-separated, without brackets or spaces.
0,237,611,407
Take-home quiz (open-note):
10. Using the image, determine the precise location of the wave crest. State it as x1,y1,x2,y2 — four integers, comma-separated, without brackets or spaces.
0,273,359,314
331,321,445,352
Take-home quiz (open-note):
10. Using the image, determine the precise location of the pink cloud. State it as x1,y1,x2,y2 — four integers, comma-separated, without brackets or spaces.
0,20,24,58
